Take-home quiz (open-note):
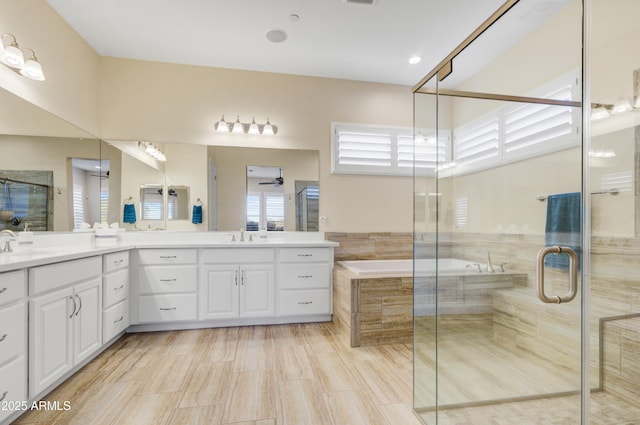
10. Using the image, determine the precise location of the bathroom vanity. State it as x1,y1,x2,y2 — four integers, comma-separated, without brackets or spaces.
0,231,337,425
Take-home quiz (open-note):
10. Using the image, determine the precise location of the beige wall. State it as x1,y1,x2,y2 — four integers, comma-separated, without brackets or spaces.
98,58,414,233
0,0,101,136
1,1,415,234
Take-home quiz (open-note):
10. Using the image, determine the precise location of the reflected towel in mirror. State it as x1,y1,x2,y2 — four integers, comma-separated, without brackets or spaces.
123,203,137,223
192,204,202,224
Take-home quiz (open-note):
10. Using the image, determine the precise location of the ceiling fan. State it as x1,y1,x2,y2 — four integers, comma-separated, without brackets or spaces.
259,169,284,187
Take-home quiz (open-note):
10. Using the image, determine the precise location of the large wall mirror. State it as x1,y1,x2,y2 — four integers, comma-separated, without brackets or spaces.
0,84,320,233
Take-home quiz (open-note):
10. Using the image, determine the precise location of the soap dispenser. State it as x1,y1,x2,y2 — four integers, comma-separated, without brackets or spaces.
18,222,34,251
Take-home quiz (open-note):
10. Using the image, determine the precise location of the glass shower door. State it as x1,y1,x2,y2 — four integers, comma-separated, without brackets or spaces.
413,0,587,423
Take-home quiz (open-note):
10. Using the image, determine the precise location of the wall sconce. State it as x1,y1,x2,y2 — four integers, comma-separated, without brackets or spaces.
214,115,278,135
138,141,166,162
0,33,45,81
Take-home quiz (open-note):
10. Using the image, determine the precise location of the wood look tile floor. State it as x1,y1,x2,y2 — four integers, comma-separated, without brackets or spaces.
13,323,423,425
12,322,640,425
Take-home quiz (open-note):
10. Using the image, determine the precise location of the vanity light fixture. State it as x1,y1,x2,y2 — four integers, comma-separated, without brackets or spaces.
0,33,45,81
214,115,278,135
138,141,167,162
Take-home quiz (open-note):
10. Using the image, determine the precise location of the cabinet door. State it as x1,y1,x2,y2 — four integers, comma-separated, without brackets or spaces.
240,264,275,317
73,277,103,365
29,287,74,397
201,265,239,319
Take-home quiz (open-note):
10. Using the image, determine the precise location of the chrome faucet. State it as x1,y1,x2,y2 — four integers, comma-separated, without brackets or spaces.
239,226,245,242
1,229,17,253
478,247,495,273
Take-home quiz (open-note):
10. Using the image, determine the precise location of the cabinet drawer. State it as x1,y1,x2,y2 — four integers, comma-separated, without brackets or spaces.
279,248,332,263
0,356,27,423
279,264,331,289
138,294,197,322
0,269,26,306
0,303,26,365
138,249,197,265
104,251,130,273
29,256,102,295
103,300,129,342
279,289,331,316
200,248,274,264
103,270,129,308
138,266,197,294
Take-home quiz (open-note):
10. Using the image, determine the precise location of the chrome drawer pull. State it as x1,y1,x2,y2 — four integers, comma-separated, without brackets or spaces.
160,307,177,311
0,287,7,294
160,278,177,283
159,255,177,259
69,296,77,319
298,301,313,305
113,259,124,264
0,334,7,342
113,316,124,323
298,275,313,279
297,254,312,257
0,390,7,402
114,285,125,291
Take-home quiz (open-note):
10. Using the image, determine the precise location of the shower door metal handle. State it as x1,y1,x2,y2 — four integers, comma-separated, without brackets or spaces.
536,246,578,304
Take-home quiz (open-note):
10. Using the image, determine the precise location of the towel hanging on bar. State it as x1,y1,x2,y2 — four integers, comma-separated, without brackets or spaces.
544,192,581,270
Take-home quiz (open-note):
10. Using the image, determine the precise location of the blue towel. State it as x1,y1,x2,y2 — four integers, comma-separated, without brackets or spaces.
192,205,203,224
123,203,136,223
544,192,581,269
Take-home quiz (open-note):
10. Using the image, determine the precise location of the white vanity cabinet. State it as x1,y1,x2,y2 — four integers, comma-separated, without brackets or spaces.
0,269,27,424
102,251,130,342
28,256,103,397
135,249,198,323
200,248,275,320
277,247,333,316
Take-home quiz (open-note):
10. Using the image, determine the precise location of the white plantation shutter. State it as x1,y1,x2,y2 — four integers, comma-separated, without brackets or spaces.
337,130,392,167
503,85,576,159
265,194,285,230
453,118,500,165
73,183,85,229
398,134,449,170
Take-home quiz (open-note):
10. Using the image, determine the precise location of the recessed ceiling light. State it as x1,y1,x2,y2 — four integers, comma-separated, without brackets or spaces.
266,29,287,43
409,56,422,65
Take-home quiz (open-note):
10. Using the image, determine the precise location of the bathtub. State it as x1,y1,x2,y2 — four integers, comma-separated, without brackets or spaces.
336,258,475,278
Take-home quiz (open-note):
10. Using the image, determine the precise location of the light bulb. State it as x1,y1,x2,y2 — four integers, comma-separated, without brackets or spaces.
232,116,244,133
248,118,260,135
262,118,274,136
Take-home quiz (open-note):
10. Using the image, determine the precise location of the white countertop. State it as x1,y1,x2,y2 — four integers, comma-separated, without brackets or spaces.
0,231,338,273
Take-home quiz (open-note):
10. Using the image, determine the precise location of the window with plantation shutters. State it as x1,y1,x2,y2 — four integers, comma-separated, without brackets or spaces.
332,123,448,176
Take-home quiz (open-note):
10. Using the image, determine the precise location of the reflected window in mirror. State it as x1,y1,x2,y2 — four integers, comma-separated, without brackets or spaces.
167,185,189,220
246,166,284,231
140,184,164,220
70,158,109,229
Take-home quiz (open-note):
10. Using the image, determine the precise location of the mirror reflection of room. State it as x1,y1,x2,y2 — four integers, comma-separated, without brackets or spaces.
246,165,284,231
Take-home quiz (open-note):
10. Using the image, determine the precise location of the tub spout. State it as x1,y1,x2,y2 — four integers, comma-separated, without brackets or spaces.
478,247,495,273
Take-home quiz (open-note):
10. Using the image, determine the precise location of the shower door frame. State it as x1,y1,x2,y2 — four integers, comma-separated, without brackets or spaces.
412,0,590,423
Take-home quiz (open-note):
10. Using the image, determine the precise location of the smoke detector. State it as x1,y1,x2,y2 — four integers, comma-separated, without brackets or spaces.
343,0,377,5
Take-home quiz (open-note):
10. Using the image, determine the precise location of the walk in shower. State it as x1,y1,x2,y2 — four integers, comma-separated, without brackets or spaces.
413,0,640,423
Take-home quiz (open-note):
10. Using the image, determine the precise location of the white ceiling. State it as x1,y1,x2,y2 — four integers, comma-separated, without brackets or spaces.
46,0,509,86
